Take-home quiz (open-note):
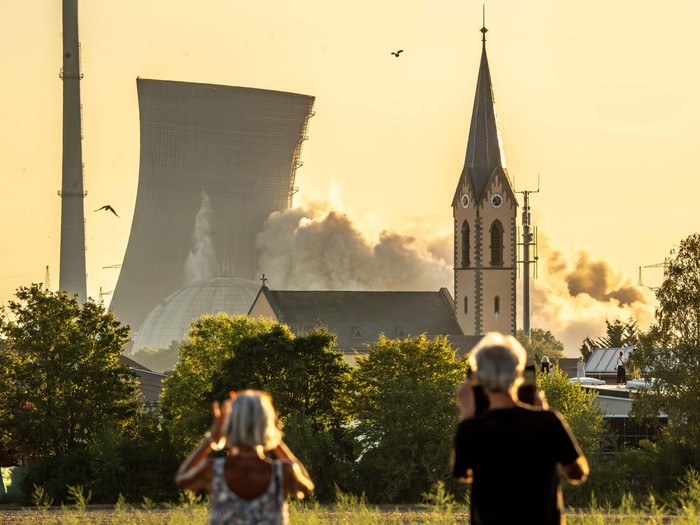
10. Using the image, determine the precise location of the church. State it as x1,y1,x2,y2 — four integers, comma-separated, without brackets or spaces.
248,24,519,360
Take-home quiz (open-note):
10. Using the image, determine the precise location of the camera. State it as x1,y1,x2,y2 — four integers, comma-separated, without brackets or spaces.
467,368,490,416
517,364,537,405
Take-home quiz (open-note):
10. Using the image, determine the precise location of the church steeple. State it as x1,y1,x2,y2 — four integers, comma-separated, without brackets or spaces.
452,22,518,338
460,23,507,202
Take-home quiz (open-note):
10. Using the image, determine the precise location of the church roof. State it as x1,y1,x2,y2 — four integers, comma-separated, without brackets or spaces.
457,28,512,203
254,287,464,351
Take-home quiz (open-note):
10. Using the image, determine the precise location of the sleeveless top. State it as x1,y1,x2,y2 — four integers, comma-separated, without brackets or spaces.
209,457,288,525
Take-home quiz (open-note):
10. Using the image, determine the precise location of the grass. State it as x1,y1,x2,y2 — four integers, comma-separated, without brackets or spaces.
2,473,699,524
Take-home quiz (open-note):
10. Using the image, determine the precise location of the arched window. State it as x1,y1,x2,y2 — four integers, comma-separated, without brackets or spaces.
490,220,504,266
461,221,470,267
464,296,468,314
494,296,500,315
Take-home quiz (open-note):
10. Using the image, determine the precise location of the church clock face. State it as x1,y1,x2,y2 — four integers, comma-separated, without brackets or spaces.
490,193,503,209
460,193,470,209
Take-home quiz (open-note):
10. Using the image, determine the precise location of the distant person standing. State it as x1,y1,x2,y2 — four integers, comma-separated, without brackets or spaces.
540,355,551,375
576,356,585,378
616,350,627,385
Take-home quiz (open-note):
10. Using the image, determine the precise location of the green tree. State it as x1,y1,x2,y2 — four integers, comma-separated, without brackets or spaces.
516,328,565,360
346,334,467,503
580,318,640,361
0,285,141,458
160,315,352,500
159,314,280,454
633,233,700,463
538,367,607,459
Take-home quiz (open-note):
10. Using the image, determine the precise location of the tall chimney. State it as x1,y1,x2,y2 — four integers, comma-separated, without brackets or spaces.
58,0,87,301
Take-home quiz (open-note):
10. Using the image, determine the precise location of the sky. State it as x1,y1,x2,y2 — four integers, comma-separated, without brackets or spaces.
1,1,698,354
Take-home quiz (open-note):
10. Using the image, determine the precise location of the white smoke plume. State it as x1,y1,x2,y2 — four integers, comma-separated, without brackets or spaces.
530,233,656,354
255,200,452,291
256,200,656,356
184,191,217,285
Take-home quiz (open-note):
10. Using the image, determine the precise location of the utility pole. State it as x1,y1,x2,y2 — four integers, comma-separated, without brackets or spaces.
517,178,540,337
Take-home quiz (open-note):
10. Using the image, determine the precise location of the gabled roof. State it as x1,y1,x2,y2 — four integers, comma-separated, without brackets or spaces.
455,29,514,204
255,287,464,351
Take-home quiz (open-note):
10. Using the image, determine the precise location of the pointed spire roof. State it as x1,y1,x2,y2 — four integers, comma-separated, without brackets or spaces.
458,25,508,202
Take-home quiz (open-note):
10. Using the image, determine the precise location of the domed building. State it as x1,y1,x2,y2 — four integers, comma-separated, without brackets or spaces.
131,277,260,354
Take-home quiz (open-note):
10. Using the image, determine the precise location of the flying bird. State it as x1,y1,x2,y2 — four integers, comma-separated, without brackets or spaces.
95,205,119,217
391,49,404,57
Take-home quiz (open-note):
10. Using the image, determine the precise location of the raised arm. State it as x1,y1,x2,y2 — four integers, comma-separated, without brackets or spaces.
175,399,231,491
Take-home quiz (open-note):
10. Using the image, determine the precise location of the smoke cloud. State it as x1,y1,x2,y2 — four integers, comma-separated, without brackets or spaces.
255,200,452,291
184,191,216,285
530,233,655,353
256,201,656,355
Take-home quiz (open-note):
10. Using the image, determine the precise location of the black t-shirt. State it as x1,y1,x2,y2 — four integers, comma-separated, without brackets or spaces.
453,406,582,525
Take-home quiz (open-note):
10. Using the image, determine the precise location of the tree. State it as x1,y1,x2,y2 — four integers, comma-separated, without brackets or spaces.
516,328,565,360
580,318,640,361
537,367,607,459
633,234,700,463
159,315,352,500
346,334,468,503
159,314,281,454
0,285,141,458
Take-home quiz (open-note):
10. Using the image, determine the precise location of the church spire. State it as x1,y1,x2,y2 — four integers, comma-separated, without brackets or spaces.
459,22,507,202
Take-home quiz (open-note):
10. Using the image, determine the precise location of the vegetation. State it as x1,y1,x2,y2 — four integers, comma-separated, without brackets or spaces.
346,335,468,502
160,315,352,500
538,367,607,458
579,318,640,361
130,340,183,373
633,233,700,465
516,327,565,360
5,474,700,524
0,285,141,458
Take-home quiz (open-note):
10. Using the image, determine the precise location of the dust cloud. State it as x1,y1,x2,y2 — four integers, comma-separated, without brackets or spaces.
184,191,216,285
256,202,656,355
255,200,452,292
530,234,655,353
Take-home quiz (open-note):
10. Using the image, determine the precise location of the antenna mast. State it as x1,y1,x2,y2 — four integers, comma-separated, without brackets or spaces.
516,176,540,337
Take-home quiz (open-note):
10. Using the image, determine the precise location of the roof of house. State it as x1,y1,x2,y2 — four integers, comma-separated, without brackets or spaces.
254,287,464,351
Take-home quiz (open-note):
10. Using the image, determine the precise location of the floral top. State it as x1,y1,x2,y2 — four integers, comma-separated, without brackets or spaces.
209,457,288,525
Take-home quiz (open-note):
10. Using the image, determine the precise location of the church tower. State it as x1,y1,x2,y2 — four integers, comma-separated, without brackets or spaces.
453,25,517,336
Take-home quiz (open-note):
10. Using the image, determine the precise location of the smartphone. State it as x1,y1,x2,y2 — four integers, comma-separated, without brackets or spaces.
467,368,490,416
517,364,537,405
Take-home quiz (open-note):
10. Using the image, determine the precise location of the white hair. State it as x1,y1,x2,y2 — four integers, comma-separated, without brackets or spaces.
469,332,526,392
224,390,282,451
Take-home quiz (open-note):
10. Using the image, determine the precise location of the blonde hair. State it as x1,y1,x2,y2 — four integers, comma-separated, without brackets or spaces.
469,332,526,392
224,390,282,450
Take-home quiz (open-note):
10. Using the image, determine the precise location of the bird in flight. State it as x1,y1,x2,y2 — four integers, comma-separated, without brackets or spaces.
391,49,404,57
95,205,119,217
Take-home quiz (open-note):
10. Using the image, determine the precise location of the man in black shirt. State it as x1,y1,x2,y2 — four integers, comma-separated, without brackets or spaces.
453,333,589,525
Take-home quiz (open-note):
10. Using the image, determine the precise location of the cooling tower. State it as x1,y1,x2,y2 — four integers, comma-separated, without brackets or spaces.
110,79,314,333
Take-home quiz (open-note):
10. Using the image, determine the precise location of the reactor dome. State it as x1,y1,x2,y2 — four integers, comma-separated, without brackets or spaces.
131,277,260,353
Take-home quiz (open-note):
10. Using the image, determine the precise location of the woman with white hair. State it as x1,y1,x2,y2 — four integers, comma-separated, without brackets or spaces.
176,390,314,524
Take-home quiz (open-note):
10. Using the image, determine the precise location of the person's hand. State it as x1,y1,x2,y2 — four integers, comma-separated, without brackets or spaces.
209,398,232,448
532,391,549,410
456,379,476,420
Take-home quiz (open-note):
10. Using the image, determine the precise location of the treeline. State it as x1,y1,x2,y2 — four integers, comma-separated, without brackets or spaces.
2,233,700,507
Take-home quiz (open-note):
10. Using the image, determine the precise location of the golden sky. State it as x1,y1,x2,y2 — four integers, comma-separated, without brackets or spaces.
1,0,698,350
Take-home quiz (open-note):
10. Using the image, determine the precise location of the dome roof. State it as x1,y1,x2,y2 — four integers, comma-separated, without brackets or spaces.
131,277,260,352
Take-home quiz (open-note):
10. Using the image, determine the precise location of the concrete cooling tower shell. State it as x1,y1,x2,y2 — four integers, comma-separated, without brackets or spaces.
110,79,314,333
132,277,260,353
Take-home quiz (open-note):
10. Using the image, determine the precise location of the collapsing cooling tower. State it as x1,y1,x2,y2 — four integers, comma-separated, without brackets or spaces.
110,79,314,334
